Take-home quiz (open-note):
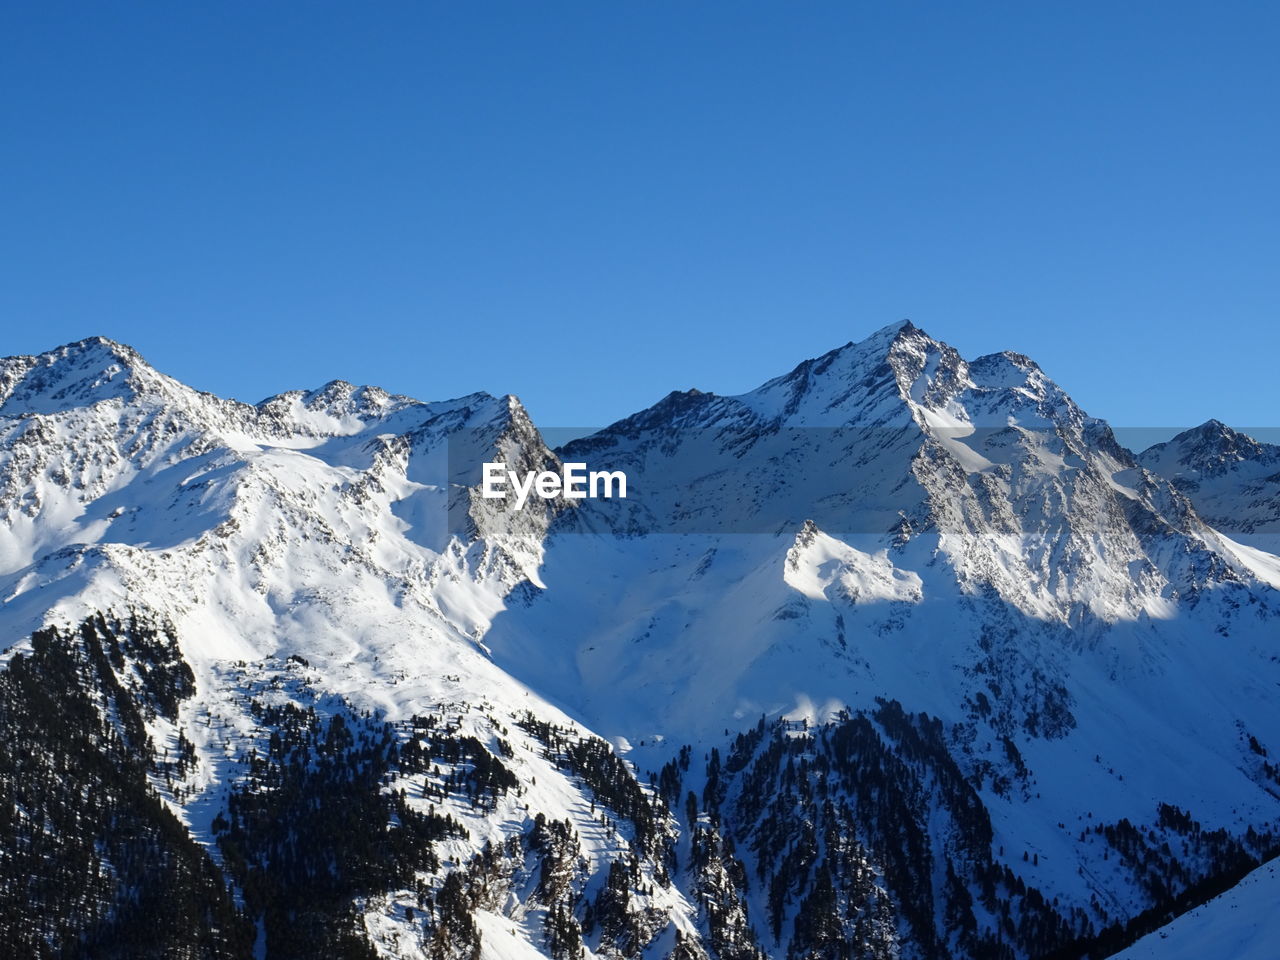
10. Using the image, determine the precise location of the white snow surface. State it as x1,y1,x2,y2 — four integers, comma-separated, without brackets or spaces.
1112,859,1280,960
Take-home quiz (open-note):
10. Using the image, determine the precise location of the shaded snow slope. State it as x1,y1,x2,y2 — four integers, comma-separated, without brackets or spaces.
1112,859,1280,960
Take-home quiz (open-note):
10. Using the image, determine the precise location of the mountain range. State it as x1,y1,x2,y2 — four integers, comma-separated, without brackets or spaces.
1,323,1277,960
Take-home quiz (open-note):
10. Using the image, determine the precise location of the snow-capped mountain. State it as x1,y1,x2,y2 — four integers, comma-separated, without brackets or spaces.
2,327,1278,960
1138,419,1280,536
0,336,561,649
552,321,1256,620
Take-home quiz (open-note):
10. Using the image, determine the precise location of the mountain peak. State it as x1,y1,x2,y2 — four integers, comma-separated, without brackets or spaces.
38,335,146,374
1144,419,1279,471
730,321,940,427
300,379,396,417
62,334,137,358
0,336,168,415
869,318,923,340
842,318,933,363
1191,418,1231,437
1139,420,1280,533
1181,419,1255,453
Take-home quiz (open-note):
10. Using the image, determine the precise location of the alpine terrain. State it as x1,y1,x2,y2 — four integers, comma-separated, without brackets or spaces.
1,323,1278,960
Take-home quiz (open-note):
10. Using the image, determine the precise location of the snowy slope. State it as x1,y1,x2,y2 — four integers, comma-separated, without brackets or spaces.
486,322,1280,951
0,337,562,649
0,338,671,957
1112,859,1280,960
491,323,1280,746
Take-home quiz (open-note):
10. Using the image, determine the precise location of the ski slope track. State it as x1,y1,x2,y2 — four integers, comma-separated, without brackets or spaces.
1,326,1278,960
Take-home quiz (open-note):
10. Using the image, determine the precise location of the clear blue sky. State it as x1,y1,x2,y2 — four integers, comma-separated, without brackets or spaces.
3,2,1277,433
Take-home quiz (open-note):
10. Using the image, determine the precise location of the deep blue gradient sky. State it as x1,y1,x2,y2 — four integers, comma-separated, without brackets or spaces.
3,2,1277,434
